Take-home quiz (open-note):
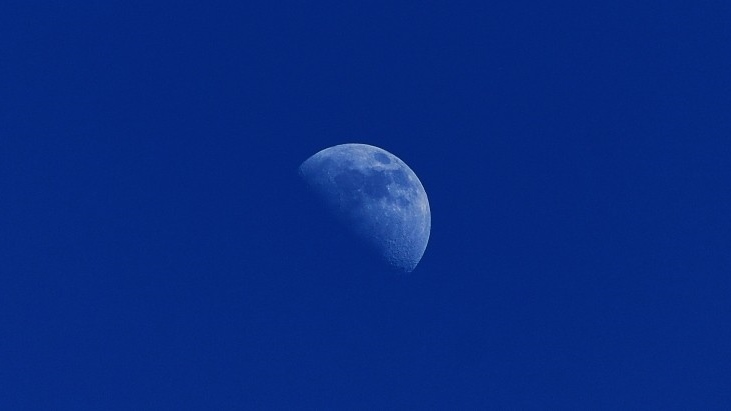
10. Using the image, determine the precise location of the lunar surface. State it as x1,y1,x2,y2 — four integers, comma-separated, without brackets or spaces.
299,143,431,273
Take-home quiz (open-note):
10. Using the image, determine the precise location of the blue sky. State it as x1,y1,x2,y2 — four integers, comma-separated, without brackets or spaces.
2,0,730,409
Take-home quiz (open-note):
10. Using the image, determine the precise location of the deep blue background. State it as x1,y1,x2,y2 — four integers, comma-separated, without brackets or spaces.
2,0,730,408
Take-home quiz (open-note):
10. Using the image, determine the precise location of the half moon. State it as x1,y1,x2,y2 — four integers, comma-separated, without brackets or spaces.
299,143,431,273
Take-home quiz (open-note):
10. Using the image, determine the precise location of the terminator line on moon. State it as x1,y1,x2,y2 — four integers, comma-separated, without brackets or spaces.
299,143,431,273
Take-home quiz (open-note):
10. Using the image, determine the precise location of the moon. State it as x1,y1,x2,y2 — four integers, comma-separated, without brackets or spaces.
299,143,431,273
